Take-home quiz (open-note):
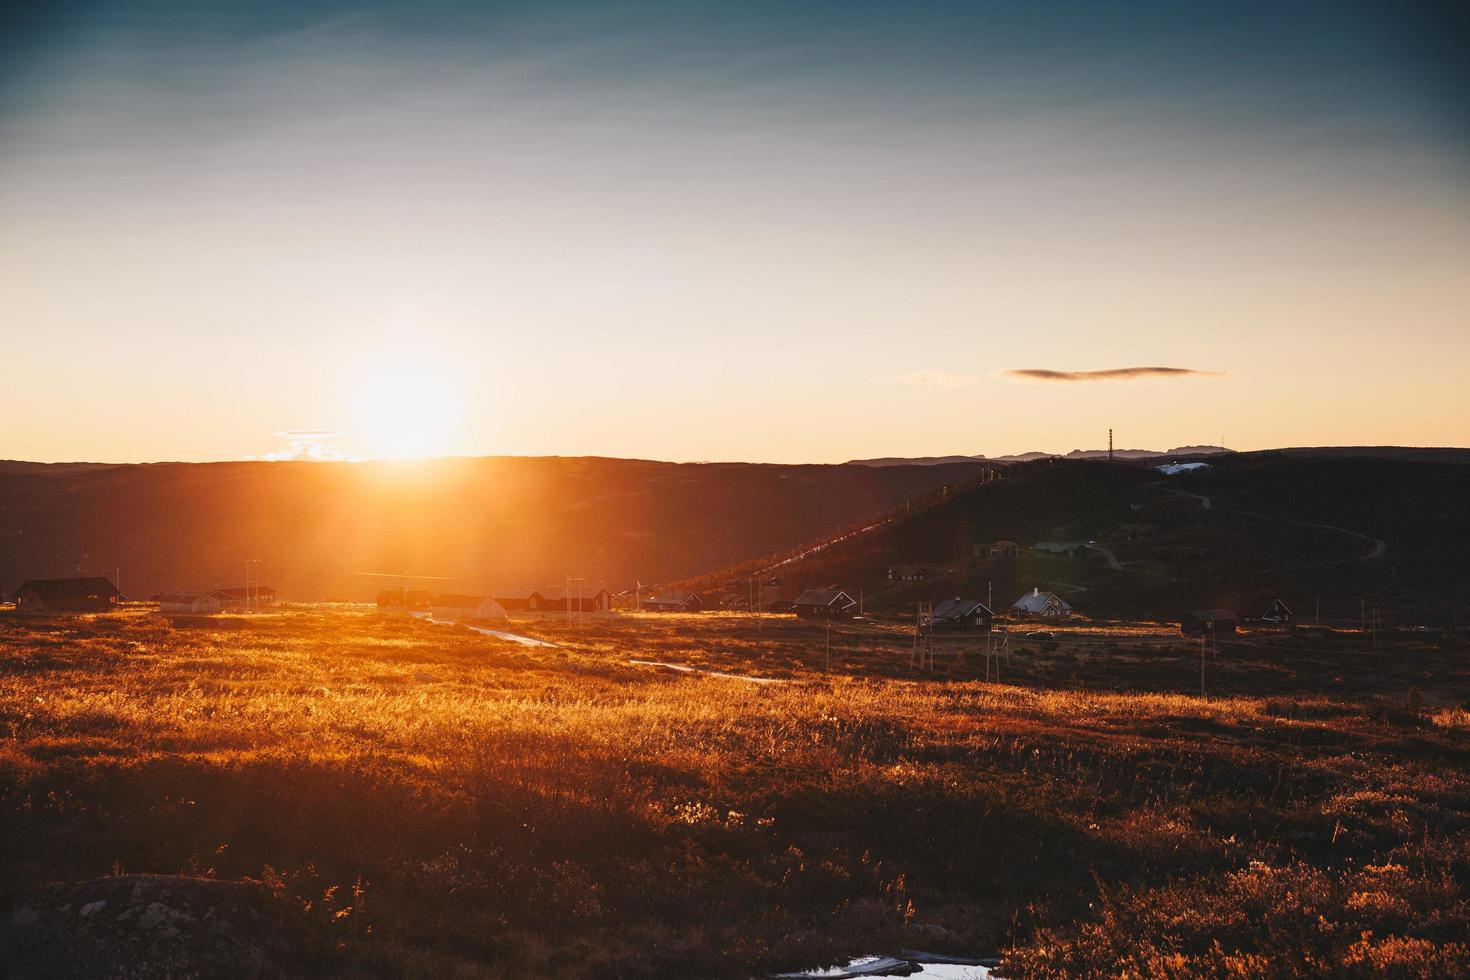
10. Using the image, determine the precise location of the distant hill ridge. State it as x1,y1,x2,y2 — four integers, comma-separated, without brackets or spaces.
847,445,1470,467
849,446,1231,466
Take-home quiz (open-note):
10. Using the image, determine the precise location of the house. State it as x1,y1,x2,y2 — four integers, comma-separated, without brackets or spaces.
537,586,610,613
430,594,507,621
926,597,994,632
11,577,121,614
986,541,1021,559
887,565,928,583
491,588,545,612
1181,609,1239,636
1261,598,1293,624
1010,588,1074,619
642,591,703,613
156,592,223,614
212,586,277,610
792,589,857,620
376,589,433,611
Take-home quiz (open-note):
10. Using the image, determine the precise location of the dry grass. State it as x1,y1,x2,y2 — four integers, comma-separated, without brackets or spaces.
2,607,1468,977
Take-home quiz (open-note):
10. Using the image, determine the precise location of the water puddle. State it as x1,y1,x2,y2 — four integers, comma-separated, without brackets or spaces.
771,953,995,979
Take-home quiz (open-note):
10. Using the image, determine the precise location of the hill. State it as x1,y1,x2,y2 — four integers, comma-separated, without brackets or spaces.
0,456,991,601
679,454,1470,624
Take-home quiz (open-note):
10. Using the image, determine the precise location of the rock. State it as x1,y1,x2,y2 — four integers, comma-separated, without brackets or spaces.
1,875,295,978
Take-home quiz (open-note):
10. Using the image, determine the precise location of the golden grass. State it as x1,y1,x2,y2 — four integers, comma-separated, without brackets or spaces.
1,607,1467,977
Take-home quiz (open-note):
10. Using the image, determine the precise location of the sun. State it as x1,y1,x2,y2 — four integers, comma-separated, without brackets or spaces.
350,342,464,459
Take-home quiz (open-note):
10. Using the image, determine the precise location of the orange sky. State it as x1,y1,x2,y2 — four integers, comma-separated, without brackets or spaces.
3,2,1468,464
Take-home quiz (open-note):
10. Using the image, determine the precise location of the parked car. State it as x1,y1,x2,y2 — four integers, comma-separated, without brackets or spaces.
1026,630,1055,640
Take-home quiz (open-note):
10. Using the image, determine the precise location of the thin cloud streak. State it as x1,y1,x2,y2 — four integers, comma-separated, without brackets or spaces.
890,370,978,390
1003,366,1223,383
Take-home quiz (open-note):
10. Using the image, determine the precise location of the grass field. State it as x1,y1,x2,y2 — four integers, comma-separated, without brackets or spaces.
3,607,1469,977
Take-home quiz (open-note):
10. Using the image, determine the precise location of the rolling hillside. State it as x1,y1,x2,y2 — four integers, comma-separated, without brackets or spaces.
0,456,990,601
680,454,1470,624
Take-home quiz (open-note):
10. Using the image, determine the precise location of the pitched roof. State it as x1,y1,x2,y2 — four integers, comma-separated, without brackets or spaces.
540,585,607,600
13,577,120,600
490,588,543,601
1010,590,1073,614
646,591,697,605
793,589,856,608
932,598,993,620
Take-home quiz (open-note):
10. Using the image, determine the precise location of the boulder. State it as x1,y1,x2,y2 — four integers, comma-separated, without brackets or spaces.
2,875,294,978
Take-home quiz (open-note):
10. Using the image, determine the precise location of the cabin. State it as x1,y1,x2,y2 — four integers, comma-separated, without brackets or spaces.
430,594,507,621
792,589,857,620
491,588,544,612
887,565,928,583
11,577,121,614
538,586,610,613
926,597,994,632
1181,609,1239,636
1261,598,1293,624
642,591,703,613
376,589,433,611
1010,588,1074,619
155,592,223,614
212,587,277,610
986,541,1021,559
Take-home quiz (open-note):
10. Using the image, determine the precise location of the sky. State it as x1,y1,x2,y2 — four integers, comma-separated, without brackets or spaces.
2,0,1469,464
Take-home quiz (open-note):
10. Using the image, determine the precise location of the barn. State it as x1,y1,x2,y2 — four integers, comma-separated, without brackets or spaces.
926,597,994,632
430,594,507,621
792,589,857,620
1010,588,1074,619
11,577,121,614
376,589,433,611
1181,609,1239,636
643,591,703,612
156,592,223,614
491,588,544,612
538,586,610,613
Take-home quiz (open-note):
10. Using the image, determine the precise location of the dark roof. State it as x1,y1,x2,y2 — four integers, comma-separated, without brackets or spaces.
13,577,119,600
646,591,697,604
1184,609,1239,620
540,585,608,600
932,598,993,620
433,594,493,608
491,588,542,600
793,589,855,608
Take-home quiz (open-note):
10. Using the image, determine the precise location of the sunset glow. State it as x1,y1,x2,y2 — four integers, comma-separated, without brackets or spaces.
351,343,465,460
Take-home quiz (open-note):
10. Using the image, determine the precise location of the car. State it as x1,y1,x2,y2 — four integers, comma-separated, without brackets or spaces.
1026,630,1055,640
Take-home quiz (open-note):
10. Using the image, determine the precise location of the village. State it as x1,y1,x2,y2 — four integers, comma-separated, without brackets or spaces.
3,566,1299,649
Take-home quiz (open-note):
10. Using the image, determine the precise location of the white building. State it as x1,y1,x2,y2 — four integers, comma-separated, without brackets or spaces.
1010,587,1074,619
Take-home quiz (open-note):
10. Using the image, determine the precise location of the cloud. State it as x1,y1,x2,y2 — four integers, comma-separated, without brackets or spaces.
252,430,361,462
890,370,978,390
1003,366,1222,383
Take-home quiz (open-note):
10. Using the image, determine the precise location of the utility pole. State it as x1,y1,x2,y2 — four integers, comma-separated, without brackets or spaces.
115,567,121,600
1200,635,1207,699
244,559,262,613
